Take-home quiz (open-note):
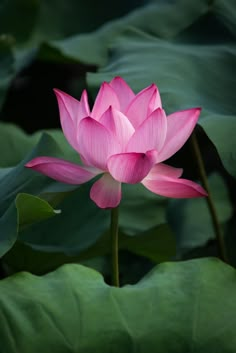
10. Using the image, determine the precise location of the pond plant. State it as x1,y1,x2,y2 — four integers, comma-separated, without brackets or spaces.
0,0,236,352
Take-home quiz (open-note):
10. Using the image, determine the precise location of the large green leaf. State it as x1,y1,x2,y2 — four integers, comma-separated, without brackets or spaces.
87,27,236,114
0,258,236,352
44,0,209,66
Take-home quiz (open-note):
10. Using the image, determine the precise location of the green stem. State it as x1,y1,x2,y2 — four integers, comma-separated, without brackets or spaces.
191,132,228,263
110,207,120,287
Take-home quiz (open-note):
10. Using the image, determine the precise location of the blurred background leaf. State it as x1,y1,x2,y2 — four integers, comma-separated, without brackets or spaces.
167,173,233,257
3,223,175,276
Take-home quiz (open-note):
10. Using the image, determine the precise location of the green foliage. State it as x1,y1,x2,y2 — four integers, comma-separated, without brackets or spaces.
3,224,175,274
0,0,137,45
0,259,236,352
16,193,60,231
168,173,233,257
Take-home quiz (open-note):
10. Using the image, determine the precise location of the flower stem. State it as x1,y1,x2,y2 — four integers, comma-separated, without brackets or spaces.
191,132,228,262
110,206,120,287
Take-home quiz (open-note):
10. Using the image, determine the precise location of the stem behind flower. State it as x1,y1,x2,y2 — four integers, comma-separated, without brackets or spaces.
191,131,228,263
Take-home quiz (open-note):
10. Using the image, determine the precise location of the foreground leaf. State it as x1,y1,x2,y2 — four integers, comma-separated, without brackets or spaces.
0,258,236,352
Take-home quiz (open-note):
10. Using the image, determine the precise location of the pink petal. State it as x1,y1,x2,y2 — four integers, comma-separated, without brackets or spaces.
125,84,157,128
142,168,207,198
148,86,162,115
90,173,121,208
91,82,120,119
77,117,120,170
54,89,81,152
107,150,157,184
25,157,101,184
146,163,183,179
109,77,135,112
100,107,135,150
126,108,167,154
157,108,201,162
76,89,90,127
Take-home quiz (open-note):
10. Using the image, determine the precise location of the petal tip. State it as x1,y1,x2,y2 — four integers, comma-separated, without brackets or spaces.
53,88,64,96
111,76,126,84
193,107,202,115
191,106,202,117
197,187,208,197
24,158,40,168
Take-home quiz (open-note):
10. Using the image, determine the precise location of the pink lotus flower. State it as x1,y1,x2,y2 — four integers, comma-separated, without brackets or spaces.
25,77,207,208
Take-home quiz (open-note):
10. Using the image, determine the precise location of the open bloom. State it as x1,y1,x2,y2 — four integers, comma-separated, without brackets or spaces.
25,77,207,208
